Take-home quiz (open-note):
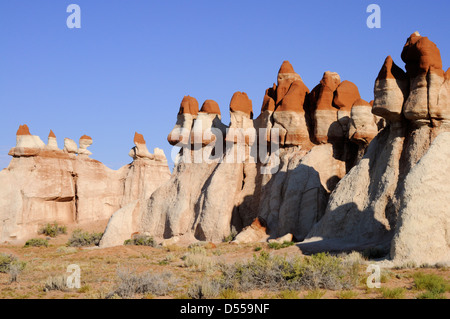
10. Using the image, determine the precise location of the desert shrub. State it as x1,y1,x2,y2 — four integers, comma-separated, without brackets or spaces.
277,289,300,299
0,253,26,283
24,238,49,247
107,268,178,298
380,287,406,299
56,246,78,254
39,222,67,238
219,288,240,299
417,290,447,299
413,272,449,296
124,235,156,247
67,229,103,247
303,289,326,299
159,253,175,265
183,246,215,271
44,275,69,292
336,290,358,299
219,251,360,292
268,241,295,250
187,279,223,299
223,228,238,242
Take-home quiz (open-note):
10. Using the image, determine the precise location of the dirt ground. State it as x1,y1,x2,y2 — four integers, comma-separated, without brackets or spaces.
0,227,449,300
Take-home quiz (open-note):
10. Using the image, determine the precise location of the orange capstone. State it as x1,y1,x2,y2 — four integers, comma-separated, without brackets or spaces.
376,56,408,81
16,124,31,136
48,130,56,138
352,98,371,107
230,92,253,117
315,72,341,111
278,60,295,74
275,80,309,112
333,80,361,110
80,135,92,140
261,90,276,112
401,32,443,77
200,100,221,115
178,95,199,116
134,132,146,145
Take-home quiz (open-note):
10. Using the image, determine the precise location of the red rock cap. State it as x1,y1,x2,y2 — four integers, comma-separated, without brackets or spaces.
333,80,361,110
48,130,56,138
275,80,309,112
16,124,31,136
315,72,341,111
200,100,221,115
401,32,443,77
134,132,146,145
376,56,407,81
278,60,295,74
178,95,199,116
230,92,253,118
352,98,371,107
80,135,92,140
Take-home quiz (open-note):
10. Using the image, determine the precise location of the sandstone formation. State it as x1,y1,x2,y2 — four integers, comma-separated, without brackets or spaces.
0,128,170,244
101,60,378,248
300,32,450,266
5,32,448,266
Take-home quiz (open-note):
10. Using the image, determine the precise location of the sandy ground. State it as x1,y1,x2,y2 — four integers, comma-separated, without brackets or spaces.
0,228,449,300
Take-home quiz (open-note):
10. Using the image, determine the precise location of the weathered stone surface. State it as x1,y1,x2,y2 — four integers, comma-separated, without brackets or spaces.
334,80,361,134
402,32,445,123
276,61,303,105
46,130,59,150
129,132,154,160
168,96,199,146
391,132,450,265
372,56,409,122
349,99,379,145
78,135,93,157
0,126,171,244
273,79,311,146
311,72,342,144
299,33,450,266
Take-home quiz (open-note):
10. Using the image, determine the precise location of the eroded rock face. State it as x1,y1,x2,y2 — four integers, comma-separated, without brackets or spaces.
372,56,409,122
100,33,449,266
0,127,170,244
168,95,199,146
100,60,377,247
301,32,450,266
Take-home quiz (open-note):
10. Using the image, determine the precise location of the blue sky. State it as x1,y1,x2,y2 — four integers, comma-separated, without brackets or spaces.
0,0,449,170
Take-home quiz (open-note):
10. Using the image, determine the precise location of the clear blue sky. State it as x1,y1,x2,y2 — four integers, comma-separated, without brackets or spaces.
0,0,449,170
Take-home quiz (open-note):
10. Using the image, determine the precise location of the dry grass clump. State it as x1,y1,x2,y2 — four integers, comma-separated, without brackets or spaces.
39,222,67,238
107,268,178,298
67,229,103,247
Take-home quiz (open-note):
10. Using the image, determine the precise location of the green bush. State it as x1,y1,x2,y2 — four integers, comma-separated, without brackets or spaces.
219,251,358,292
0,253,26,274
43,275,70,292
24,238,49,247
413,272,449,296
124,235,156,247
39,222,67,238
268,241,295,250
380,287,406,299
107,268,178,298
67,229,103,247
